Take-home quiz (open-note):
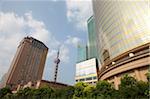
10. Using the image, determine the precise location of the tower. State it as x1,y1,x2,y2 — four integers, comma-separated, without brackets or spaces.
54,50,60,83
4,37,48,89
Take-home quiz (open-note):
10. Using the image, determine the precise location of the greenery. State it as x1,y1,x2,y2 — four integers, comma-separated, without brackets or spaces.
0,75,149,99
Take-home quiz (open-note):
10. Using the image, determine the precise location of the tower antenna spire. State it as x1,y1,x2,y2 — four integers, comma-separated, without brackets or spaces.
54,48,60,83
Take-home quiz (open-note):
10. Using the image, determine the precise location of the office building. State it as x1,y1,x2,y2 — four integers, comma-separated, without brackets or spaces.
93,0,150,89
87,16,98,59
77,45,88,63
75,16,100,85
4,37,48,89
75,58,98,84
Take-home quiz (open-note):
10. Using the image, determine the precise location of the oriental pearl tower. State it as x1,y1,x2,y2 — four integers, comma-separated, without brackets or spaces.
54,49,60,83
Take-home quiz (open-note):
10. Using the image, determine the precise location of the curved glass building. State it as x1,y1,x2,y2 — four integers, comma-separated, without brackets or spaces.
93,0,149,65
93,0,150,89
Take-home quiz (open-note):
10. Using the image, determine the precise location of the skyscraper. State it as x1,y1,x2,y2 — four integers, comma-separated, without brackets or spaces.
77,45,88,63
4,37,48,89
93,0,150,89
75,16,99,85
87,16,98,59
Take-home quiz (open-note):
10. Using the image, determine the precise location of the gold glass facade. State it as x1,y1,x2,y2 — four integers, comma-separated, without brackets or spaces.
93,0,150,65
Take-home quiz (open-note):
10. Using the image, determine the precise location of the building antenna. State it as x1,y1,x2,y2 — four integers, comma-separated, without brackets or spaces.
54,48,60,83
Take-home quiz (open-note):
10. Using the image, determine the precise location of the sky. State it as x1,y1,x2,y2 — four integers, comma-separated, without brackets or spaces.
0,0,93,85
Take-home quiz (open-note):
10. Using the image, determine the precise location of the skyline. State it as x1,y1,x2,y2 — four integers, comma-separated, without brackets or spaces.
0,0,93,85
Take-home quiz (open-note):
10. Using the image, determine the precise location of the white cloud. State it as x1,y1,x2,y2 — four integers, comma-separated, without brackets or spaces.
65,35,81,47
0,11,69,80
47,44,70,63
59,45,69,63
66,0,93,31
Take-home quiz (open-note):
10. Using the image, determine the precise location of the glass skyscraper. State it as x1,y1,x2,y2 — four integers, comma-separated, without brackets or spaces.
87,16,98,59
75,17,99,84
77,45,88,63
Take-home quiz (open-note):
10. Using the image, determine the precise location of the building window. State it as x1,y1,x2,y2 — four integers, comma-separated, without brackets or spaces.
93,81,96,84
103,49,110,62
86,77,92,81
79,79,85,81
93,76,97,80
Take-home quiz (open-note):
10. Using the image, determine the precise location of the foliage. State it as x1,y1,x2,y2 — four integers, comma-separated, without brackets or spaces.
0,87,12,98
16,87,34,96
95,80,115,98
64,86,75,99
119,74,149,99
73,82,88,98
146,71,150,81
0,75,149,99
119,75,138,98
83,84,95,98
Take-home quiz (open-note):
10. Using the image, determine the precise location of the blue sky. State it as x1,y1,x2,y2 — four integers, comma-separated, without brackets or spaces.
0,0,92,85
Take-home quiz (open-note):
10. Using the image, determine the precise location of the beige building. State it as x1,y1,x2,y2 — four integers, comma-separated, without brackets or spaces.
75,58,98,85
3,37,48,90
92,0,150,89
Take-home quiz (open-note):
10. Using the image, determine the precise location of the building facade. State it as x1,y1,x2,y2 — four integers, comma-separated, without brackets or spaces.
75,16,99,85
75,58,98,85
4,37,48,89
87,16,98,59
77,45,88,63
93,0,150,89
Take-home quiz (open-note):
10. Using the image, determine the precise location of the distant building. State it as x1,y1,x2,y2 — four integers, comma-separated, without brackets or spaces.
93,0,150,89
87,16,98,59
75,58,98,85
77,45,88,63
3,37,48,90
75,16,99,85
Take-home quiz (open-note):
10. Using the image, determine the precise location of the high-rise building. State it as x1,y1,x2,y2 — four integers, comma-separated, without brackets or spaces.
77,45,88,63
93,0,150,89
75,16,99,85
87,16,98,59
4,37,48,89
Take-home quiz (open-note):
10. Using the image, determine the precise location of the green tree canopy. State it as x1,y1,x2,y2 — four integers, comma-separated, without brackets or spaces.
119,75,139,98
0,87,12,98
73,82,88,98
95,80,115,98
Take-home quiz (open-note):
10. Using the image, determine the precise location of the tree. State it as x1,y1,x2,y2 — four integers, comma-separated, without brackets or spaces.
146,71,150,81
83,84,95,98
143,71,150,97
33,86,54,99
95,80,115,98
136,81,149,98
119,75,139,98
0,87,12,98
73,82,88,98
64,86,75,99
16,87,35,99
